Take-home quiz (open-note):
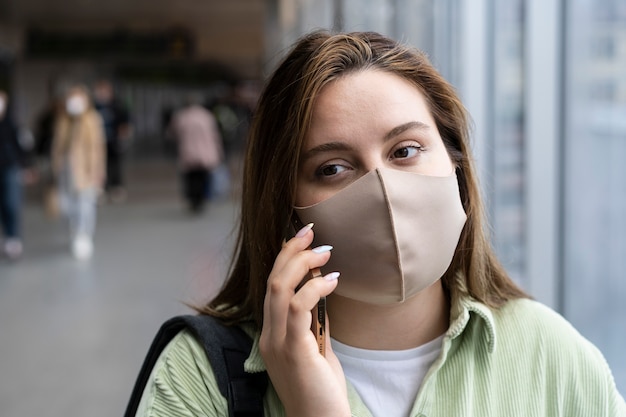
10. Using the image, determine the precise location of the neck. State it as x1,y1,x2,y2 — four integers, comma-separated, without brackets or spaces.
327,281,450,350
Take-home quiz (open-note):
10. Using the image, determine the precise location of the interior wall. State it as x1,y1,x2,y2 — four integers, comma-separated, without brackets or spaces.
0,0,266,71
0,0,268,147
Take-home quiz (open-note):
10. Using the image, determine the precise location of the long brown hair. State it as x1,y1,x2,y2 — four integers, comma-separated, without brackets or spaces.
201,30,527,327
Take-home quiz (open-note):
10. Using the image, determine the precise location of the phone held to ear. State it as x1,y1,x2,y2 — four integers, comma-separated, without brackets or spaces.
309,268,326,357
291,215,327,357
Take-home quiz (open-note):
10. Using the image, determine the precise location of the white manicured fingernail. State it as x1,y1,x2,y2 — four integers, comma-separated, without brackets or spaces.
324,272,340,281
312,245,333,254
295,223,314,238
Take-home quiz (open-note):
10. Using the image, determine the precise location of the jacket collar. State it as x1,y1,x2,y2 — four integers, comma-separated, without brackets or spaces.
243,294,498,374
447,295,497,353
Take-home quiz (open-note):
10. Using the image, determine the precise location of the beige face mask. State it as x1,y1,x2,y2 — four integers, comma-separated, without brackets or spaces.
294,168,467,305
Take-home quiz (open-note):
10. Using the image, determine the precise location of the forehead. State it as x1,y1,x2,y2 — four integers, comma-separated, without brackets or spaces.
305,69,435,144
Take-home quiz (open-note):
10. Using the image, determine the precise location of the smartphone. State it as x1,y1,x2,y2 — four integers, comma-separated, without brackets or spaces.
291,214,326,357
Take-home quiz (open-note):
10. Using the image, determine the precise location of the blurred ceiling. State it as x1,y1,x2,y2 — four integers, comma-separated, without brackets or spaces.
0,0,265,28
0,0,268,78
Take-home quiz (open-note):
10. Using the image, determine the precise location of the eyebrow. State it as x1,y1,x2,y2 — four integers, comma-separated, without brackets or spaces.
383,121,430,141
301,120,431,162
301,141,353,162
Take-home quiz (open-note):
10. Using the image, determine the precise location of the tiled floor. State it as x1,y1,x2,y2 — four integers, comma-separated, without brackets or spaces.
0,158,238,417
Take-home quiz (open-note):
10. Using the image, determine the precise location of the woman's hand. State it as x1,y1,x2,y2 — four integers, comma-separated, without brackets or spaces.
259,224,350,417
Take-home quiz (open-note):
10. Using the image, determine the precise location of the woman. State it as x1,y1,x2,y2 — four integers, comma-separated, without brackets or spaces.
168,95,224,213
133,31,625,416
0,90,31,260
52,85,105,259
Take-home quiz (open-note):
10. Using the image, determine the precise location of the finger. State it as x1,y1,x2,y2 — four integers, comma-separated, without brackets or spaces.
272,223,315,273
277,245,333,292
265,247,333,332
285,272,339,348
263,224,315,338
263,248,334,348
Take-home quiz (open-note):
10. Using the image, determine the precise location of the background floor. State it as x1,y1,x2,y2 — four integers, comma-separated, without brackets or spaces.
0,157,237,417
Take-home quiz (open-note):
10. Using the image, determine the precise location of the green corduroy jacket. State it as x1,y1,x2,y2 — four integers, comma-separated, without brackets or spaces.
136,297,625,417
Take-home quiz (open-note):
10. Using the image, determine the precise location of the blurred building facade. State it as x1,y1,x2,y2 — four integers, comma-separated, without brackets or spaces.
0,0,624,393
0,0,267,152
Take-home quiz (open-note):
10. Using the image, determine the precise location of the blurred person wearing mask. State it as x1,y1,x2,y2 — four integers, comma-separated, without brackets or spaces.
169,94,223,213
93,79,131,203
51,85,105,260
0,90,32,260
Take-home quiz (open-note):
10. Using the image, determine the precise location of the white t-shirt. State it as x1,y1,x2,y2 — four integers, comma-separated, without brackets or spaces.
331,335,444,417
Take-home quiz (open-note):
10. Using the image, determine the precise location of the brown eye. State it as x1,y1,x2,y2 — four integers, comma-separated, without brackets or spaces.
315,164,348,179
391,145,420,159
394,147,410,158
322,165,338,176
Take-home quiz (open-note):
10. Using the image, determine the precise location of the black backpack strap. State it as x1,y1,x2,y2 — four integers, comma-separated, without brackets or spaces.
181,315,268,417
124,315,267,417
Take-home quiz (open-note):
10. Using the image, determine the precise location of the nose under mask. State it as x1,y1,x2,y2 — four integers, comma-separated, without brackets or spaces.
294,168,467,305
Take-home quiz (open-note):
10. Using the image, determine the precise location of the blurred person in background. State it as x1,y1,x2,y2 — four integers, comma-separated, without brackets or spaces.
51,85,105,260
34,91,63,218
93,79,132,203
34,81,62,161
206,83,253,198
208,84,252,171
168,94,223,213
0,90,32,260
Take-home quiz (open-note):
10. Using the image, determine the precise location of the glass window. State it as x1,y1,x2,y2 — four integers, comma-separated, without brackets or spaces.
491,0,526,285
563,0,626,393
341,0,394,35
